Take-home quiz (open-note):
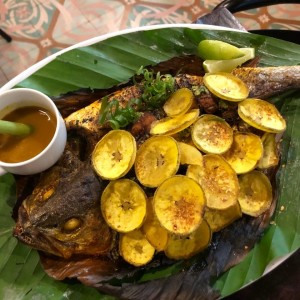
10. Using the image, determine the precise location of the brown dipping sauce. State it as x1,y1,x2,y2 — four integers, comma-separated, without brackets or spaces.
0,106,56,163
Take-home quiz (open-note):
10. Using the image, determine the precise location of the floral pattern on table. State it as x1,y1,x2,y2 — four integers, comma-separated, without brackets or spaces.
0,0,300,86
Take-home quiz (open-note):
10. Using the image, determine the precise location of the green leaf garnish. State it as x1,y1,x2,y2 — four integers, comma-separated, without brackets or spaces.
99,97,142,129
136,67,175,110
191,85,208,96
99,67,175,129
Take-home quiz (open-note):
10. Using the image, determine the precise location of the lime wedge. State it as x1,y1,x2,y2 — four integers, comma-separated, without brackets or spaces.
203,48,255,73
0,120,32,136
198,40,245,60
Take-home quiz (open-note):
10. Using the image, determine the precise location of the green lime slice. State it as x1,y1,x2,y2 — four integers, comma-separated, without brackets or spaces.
198,40,245,60
0,120,32,136
203,48,255,73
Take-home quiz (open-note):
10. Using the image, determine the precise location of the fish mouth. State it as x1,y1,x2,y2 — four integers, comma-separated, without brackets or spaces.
13,205,69,258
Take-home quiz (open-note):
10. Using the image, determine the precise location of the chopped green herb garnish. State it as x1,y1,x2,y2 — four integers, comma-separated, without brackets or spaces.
191,85,208,96
136,67,175,110
99,97,142,130
218,100,229,110
99,67,175,129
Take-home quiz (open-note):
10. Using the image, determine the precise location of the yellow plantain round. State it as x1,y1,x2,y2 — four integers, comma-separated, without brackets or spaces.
187,154,239,210
150,109,199,135
164,219,211,260
135,135,180,187
142,197,169,252
101,179,147,233
119,229,155,266
203,72,249,102
204,202,242,232
238,170,273,217
222,132,263,174
177,141,203,166
238,98,286,133
92,129,136,180
191,114,233,154
163,88,194,117
153,175,206,236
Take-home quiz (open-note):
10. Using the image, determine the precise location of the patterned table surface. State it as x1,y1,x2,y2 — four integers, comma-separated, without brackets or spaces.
0,0,300,86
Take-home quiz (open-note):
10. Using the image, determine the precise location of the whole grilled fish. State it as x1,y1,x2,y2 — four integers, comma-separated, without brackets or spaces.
13,59,300,299
65,65,300,145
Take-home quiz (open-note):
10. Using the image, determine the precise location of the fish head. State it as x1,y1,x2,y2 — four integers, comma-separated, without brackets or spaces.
14,149,114,259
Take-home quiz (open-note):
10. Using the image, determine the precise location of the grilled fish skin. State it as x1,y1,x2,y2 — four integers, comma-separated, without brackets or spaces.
232,66,300,99
65,66,300,140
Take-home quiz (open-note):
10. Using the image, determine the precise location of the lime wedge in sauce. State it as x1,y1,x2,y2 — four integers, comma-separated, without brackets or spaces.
0,120,32,136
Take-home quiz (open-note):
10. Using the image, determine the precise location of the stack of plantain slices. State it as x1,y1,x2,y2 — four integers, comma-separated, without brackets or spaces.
91,40,286,266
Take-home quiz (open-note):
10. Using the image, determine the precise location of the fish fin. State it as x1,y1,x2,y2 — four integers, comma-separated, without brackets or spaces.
40,253,220,300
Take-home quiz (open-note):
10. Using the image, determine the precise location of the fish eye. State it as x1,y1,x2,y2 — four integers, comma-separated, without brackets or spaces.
63,218,82,233
42,187,55,201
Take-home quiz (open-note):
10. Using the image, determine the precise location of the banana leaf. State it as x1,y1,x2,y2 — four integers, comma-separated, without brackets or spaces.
1,26,300,299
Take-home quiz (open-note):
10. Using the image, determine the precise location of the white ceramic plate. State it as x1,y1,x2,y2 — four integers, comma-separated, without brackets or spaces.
1,24,299,299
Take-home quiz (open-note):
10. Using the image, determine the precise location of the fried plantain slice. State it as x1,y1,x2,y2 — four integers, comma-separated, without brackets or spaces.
238,170,273,217
101,179,147,233
187,154,239,210
204,201,242,232
257,132,280,169
163,88,194,117
178,141,203,166
135,135,180,187
142,197,169,251
92,130,136,180
203,72,249,102
186,164,202,182
150,109,199,136
191,114,233,154
153,175,206,236
119,229,155,267
222,132,263,174
238,98,286,133
164,219,211,260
